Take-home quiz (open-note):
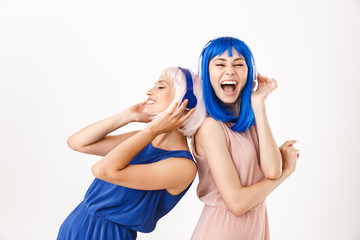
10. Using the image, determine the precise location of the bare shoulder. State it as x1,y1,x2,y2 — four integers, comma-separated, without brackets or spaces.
165,157,197,177
196,117,223,138
195,117,227,156
196,117,225,141
202,116,221,127
163,157,197,195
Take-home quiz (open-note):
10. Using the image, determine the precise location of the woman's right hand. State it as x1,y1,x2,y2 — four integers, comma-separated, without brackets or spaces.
126,100,152,123
280,140,300,175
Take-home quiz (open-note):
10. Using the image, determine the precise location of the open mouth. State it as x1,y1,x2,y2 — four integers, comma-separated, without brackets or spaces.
221,80,237,95
145,99,156,106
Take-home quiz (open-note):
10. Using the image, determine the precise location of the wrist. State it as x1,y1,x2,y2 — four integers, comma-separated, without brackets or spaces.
107,111,132,131
119,109,136,123
281,168,293,179
144,124,160,138
252,102,266,116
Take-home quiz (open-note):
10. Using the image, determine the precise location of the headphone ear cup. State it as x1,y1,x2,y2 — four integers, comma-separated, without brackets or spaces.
182,92,197,110
178,67,197,109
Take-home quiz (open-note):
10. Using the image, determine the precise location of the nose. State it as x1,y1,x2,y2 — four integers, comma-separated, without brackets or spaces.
146,87,154,96
225,66,235,76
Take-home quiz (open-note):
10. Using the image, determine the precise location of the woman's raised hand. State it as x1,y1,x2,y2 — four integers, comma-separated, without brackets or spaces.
251,73,278,106
146,100,195,135
280,140,300,175
126,100,152,123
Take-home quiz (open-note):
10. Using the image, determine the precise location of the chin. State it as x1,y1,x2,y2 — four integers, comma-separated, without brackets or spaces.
219,95,240,105
143,107,154,113
143,109,157,114
143,107,163,115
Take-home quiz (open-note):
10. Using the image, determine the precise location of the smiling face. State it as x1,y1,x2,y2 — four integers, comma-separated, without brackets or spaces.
143,74,175,114
208,47,248,105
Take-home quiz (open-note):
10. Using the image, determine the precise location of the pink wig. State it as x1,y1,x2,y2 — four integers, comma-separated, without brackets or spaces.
160,67,207,138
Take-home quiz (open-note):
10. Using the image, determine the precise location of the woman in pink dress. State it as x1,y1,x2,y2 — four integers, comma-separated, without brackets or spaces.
191,37,300,240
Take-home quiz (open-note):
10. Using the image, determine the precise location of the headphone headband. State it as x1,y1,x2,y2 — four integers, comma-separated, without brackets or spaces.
178,67,197,110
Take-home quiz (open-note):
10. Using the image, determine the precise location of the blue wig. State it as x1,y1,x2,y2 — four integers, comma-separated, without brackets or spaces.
200,37,255,132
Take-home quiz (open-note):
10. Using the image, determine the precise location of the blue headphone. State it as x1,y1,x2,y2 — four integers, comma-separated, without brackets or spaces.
178,67,197,110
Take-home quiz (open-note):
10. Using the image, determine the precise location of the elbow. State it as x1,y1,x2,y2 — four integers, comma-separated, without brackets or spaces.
91,163,120,182
263,162,282,179
67,136,85,152
91,163,107,180
228,202,248,217
263,169,282,180
226,195,250,216
67,136,78,151
227,196,264,216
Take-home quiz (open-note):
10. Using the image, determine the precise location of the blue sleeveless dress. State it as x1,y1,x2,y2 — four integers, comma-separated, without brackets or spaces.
57,143,194,240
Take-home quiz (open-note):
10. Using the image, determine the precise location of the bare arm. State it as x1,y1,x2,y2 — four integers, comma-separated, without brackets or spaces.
67,101,150,156
92,101,197,195
251,73,282,179
195,117,298,216
253,104,282,179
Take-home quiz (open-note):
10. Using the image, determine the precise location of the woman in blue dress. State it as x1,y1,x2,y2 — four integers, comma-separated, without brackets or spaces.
57,67,207,239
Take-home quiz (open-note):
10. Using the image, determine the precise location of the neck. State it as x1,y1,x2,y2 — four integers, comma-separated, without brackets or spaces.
233,99,240,116
224,98,241,117
151,130,189,151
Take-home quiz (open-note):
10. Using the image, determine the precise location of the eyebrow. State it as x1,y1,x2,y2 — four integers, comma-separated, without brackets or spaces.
156,80,169,85
214,57,245,61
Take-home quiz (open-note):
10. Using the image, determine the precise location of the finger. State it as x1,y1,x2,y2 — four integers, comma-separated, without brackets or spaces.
280,140,293,148
140,99,148,105
265,76,272,85
258,77,271,88
172,100,188,118
165,102,179,115
178,108,195,124
294,149,300,159
138,100,149,110
257,72,265,82
252,80,256,90
258,73,271,83
281,140,297,147
272,78,278,88
257,72,268,81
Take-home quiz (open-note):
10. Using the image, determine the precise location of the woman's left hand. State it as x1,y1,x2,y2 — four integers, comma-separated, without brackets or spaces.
146,100,195,135
251,73,278,106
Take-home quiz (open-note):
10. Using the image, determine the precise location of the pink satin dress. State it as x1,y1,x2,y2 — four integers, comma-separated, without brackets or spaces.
191,122,270,240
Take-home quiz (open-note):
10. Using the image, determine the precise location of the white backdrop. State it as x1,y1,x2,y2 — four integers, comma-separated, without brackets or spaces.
1,0,360,239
